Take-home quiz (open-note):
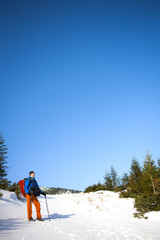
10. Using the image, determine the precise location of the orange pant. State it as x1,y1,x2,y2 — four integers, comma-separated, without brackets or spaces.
26,194,42,220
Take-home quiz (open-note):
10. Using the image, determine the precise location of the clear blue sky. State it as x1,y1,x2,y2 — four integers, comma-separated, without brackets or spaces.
0,0,160,191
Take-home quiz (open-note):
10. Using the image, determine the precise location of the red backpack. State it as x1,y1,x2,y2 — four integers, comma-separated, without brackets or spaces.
19,178,30,198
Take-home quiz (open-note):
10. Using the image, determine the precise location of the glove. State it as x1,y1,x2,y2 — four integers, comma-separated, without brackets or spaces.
42,192,46,197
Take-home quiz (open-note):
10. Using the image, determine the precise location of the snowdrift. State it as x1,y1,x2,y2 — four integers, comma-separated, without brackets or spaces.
0,190,160,240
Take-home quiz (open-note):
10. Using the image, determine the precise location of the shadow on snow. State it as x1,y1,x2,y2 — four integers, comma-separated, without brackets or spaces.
0,218,27,234
44,213,76,220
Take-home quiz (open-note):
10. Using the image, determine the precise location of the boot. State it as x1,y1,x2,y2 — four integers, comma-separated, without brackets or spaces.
37,217,44,221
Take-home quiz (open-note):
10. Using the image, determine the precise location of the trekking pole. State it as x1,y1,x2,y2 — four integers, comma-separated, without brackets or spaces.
45,195,51,221
28,194,32,221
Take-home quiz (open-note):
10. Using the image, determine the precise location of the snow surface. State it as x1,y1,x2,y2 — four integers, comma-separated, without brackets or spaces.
0,190,160,240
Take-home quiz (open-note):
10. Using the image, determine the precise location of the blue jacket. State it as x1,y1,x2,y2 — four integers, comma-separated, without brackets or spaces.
24,177,43,195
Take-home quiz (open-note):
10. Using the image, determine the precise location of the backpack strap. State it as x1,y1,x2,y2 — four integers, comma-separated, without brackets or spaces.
24,178,32,188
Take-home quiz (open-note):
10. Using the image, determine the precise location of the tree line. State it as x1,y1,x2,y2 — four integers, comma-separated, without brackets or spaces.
84,152,160,219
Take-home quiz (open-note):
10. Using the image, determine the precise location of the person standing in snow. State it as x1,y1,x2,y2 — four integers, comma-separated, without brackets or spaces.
25,171,46,222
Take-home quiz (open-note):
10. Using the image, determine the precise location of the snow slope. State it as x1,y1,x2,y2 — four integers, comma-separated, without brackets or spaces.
0,190,160,240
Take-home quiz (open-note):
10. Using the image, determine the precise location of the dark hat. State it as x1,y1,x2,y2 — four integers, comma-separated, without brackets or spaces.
29,171,35,176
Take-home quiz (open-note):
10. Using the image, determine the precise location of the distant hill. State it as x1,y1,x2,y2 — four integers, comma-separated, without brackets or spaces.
40,186,81,195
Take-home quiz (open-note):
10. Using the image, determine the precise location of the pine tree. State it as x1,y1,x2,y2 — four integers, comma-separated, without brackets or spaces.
110,166,119,188
0,133,10,189
142,151,158,195
104,166,119,190
133,152,160,219
128,158,142,197
121,172,129,190
119,172,130,198
104,171,113,190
